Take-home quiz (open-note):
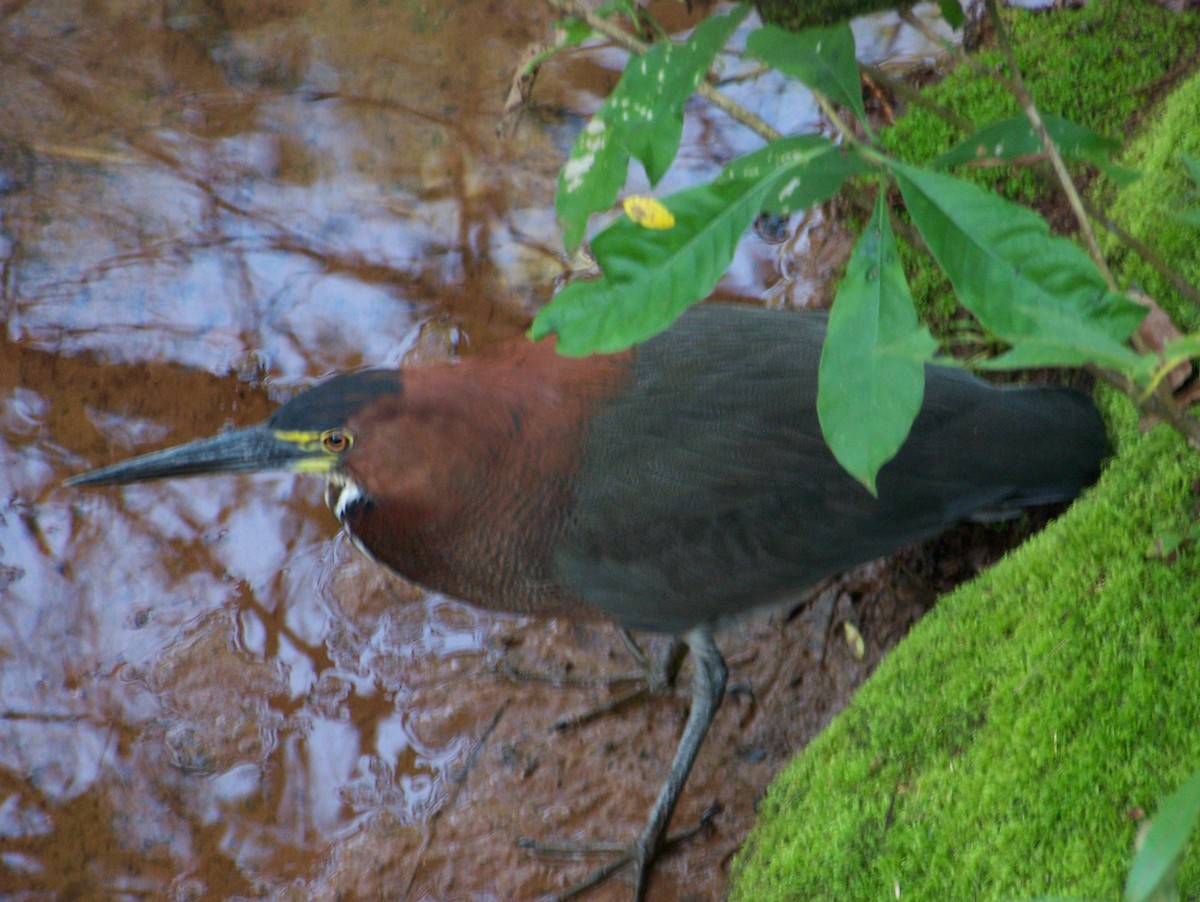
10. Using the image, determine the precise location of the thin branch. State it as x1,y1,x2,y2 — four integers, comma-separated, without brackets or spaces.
715,60,772,87
541,0,650,53
699,78,781,140
897,8,1200,311
983,0,1115,289
899,5,1118,287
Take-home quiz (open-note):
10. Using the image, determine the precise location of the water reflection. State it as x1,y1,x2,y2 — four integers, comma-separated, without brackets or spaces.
0,0,957,896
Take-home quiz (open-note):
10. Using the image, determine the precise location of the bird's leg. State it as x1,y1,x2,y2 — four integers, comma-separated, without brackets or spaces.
522,625,728,901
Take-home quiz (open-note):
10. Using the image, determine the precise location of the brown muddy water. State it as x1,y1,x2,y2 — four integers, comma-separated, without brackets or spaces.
0,2,984,899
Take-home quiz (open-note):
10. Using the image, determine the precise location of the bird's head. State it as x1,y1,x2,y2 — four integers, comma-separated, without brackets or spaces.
66,370,403,490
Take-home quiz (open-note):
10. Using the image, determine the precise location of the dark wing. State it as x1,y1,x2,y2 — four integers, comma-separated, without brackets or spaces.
552,304,1104,634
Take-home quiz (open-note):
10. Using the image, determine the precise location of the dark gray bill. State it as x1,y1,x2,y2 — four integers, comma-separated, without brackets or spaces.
65,425,314,487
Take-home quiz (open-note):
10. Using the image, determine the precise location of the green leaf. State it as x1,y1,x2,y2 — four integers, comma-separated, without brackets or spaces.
937,0,965,29
892,161,1146,373
745,22,867,128
1160,335,1200,368
557,118,631,251
719,134,871,213
526,1,641,77
818,187,937,493
533,173,778,355
521,19,597,76
621,6,748,183
933,113,1139,186
1126,765,1200,902
538,134,872,355
555,5,750,250
1142,333,1200,395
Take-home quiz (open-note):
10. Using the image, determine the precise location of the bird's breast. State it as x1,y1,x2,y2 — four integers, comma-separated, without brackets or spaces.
316,344,634,621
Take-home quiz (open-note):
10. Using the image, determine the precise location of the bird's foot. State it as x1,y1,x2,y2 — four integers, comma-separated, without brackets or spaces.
498,629,687,732
495,662,655,731
497,658,649,689
548,682,655,732
549,633,686,732
519,803,718,901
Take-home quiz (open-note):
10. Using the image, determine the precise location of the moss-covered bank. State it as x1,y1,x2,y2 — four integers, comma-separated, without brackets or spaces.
731,3,1200,898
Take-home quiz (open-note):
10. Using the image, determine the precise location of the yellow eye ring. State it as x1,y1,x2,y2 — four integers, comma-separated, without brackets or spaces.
321,429,353,453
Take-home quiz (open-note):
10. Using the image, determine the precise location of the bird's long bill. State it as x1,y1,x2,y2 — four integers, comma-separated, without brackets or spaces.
65,425,320,487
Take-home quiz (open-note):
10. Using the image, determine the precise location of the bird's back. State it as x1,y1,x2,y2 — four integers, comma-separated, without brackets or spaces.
552,304,1106,633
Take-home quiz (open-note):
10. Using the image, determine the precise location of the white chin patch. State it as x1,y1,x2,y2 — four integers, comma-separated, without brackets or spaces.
325,479,379,564
328,479,365,523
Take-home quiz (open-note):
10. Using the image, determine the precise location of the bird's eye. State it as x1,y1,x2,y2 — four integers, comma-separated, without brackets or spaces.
321,429,352,453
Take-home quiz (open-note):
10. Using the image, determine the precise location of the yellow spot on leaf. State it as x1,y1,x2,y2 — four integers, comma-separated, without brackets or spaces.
622,195,675,230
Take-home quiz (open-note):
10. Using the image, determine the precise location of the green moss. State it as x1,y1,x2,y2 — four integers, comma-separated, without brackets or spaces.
1100,70,1200,330
756,0,903,30
883,1,1197,175
732,16,1200,902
